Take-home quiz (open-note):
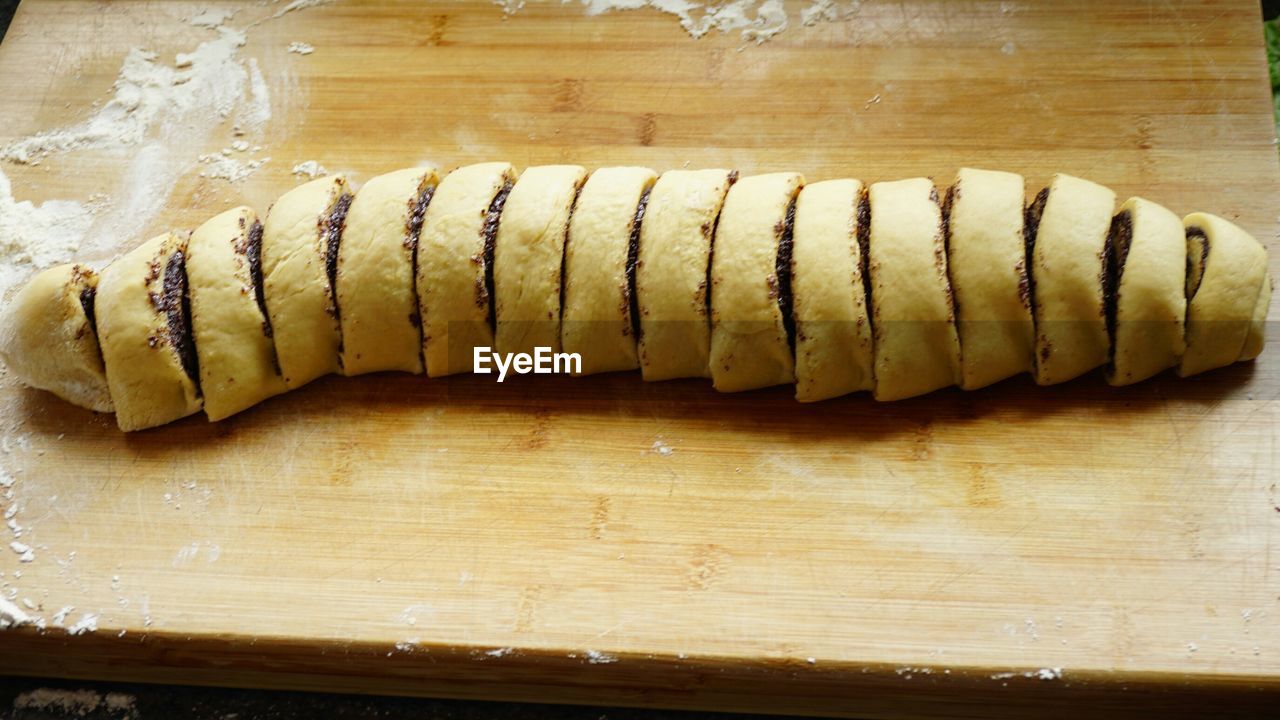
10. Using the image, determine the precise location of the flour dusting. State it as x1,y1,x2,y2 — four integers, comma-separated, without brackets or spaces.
288,41,316,55
0,167,93,298
292,160,330,179
503,0,856,43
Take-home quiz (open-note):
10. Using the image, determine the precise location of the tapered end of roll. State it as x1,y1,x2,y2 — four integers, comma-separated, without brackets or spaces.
0,264,113,413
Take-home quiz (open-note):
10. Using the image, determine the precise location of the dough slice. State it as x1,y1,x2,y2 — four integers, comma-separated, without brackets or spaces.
337,167,439,376
1104,197,1186,386
945,167,1034,390
419,162,516,376
561,166,657,375
187,207,287,421
790,178,872,402
1239,275,1272,362
635,169,735,381
0,264,112,412
1027,173,1116,385
1178,212,1269,376
493,165,588,357
261,175,352,389
97,232,202,431
709,171,804,393
867,177,961,401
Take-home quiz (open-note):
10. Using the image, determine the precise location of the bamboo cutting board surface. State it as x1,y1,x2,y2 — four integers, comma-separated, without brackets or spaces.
0,1,1278,717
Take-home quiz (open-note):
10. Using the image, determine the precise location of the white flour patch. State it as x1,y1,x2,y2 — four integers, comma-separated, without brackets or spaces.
0,167,94,298
292,160,329,179
583,649,618,664
288,41,316,55
648,437,674,456
66,612,99,635
190,8,236,29
197,150,270,182
485,646,514,658
507,0,855,43
274,0,336,19
0,596,33,628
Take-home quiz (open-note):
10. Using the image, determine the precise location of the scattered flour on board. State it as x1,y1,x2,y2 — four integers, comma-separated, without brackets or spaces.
0,167,94,298
292,160,329,178
13,688,136,717
274,0,337,19
649,438,674,456
499,0,858,43
66,611,100,635
583,649,618,664
288,41,316,55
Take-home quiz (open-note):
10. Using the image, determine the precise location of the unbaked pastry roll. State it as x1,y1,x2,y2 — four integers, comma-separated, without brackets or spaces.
337,167,438,376
708,171,803,392
635,169,735,381
0,264,112,412
867,178,961,401
418,162,516,376
561,166,657,375
945,168,1034,390
187,207,286,421
1104,197,1186,385
1178,212,1269,376
1027,173,1116,385
261,175,352,389
493,165,588,356
97,232,202,431
790,178,873,402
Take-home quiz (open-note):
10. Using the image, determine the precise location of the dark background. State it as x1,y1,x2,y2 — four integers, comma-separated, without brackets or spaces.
1,1,1278,718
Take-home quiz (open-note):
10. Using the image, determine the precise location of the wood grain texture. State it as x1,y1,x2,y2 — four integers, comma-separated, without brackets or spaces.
0,1,1278,717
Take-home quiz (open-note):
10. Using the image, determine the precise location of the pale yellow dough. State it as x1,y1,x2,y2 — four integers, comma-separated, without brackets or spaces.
261,175,351,389
1178,212,1270,376
493,165,588,356
790,178,872,402
867,177,961,401
708,172,803,393
419,162,516,376
946,167,1034,390
97,232,202,431
561,166,657,375
1030,173,1116,385
0,264,112,412
337,167,438,376
187,207,286,421
635,169,734,381
1105,197,1186,386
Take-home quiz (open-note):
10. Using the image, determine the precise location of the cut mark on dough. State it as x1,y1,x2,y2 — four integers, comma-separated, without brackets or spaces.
481,181,515,333
940,183,963,350
162,248,202,393
323,191,355,363
244,219,281,374
406,180,436,337
703,170,739,324
775,195,798,353
1185,227,1208,301
557,178,588,341
1103,209,1133,367
626,186,652,341
1024,187,1049,363
77,269,99,339
855,187,875,346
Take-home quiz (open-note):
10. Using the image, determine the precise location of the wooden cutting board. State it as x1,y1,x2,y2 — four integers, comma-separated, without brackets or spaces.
1,1,1278,717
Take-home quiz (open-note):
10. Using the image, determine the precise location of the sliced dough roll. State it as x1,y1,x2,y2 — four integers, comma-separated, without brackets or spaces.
708,172,804,393
867,178,961,401
187,207,287,421
945,167,1034,390
561,166,657,375
494,165,588,357
1027,173,1116,385
261,175,352,389
635,169,736,381
97,232,202,431
0,264,112,412
790,178,873,402
337,167,439,376
1178,212,1269,377
1104,197,1186,386
419,162,516,377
